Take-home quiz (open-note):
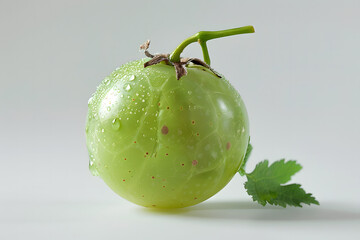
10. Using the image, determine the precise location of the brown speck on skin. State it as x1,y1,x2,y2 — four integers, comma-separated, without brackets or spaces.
142,195,144,197
163,186,165,188
123,179,126,182
196,132,200,136
134,141,137,143
146,152,149,155
152,204,156,207
166,106,170,109
191,120,195,125
194,197,198,200
202,69,206,71
152,176,155,179
226,142,231,150
181,163,184,166
165,153,168,156
158,102,160,106
161,125,169,135
124,158,127,160
128,170,131,173
180,106,183,111
192,160,198,166
132,98,135,101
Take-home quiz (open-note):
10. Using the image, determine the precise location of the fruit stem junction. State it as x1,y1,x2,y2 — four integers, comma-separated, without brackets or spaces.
169,26,255,65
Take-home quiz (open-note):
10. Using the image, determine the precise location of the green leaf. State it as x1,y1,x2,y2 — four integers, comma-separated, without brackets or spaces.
238,140,252,176
244,160,319,207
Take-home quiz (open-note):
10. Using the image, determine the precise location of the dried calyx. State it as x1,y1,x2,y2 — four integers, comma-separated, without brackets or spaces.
140,26,255,80
140,40,220,80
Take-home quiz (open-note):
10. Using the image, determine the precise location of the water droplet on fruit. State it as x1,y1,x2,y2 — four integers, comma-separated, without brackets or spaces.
188,90,192,95
104,79,110,85
88,97,93,105
112,118,121,130
129,75,136,81
120,94,124,98
125,84,131,91
101,129,105,133
89,155,99,176
142,99,145,102
107,106,111,111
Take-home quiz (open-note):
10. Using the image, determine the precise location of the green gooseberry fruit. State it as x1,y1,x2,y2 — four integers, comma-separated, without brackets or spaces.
86,26,254,208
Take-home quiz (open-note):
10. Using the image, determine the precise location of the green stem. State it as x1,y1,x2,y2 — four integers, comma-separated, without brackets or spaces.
169,26,255,65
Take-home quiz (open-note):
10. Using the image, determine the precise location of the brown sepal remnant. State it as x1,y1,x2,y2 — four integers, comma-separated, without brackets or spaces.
139,40,153,58
140,40,221,80
173,62,187,80
188,58,221,78
144,54,170,68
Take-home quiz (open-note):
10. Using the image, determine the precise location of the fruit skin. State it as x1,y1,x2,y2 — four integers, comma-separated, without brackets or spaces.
86,58,249,208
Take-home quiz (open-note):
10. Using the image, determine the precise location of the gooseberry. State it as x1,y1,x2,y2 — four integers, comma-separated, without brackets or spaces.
86,26,254,208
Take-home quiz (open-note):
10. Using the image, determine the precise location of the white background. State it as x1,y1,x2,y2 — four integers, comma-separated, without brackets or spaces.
1,0,359,239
